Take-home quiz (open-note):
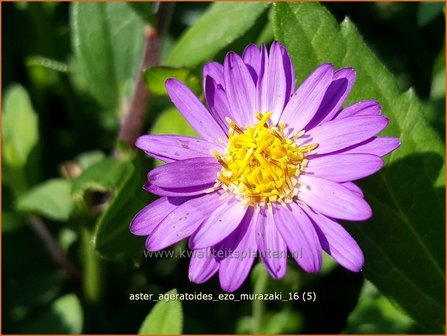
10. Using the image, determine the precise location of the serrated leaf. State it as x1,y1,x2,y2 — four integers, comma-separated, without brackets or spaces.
72,158,132,201
93,154,148,260
143,66,200,96
70,3,145,111
26,56,68,73
273,3,444,331
167,2,269,68
17,179,74,221
2,85,38,168
138,289,183,334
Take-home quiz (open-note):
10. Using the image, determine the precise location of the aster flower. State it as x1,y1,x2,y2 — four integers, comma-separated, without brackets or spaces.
131,41,400,292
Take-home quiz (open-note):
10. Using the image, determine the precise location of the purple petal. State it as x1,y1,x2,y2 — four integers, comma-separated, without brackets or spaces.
306,153,384,182
136,134,222,163
203,61,224,90
205,76,232,133
145,192,222,251
301,115,389,155
273,202,322,272
224,52,256,126
130,197,189,236
280,63,334,133
255,45,268,112
148,157,220,188
306,68,356,128
144,182,214,197
257,42,288,120
340,182,364,197
189,198,247,249
218,208,257,292
166,79,227,142
255,208,287,279
343,136,401,157
336,100,381,119
242,44,262,83
188,248,220,283
280,44,295,104
299,175,372,221
304,208,364,272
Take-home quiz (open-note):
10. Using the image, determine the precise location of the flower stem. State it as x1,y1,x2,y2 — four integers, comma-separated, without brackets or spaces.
28,215,80,284
253,263,269,333
81,226,103,305
116,3,174,150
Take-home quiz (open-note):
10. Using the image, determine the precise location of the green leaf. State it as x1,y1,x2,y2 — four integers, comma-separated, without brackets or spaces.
75,150,106,170
126,2,156,26
344,281,417,333
273,3,445,331
17,179,74,221
262,310,302,334
2,85,38,168
166,2,269,68
143,66,200,96
26,56,68,73
417,3,444,26
151,107,197,137
138,289,183,334
2,211,25,233
72,158,133,201
18,294,83,334
93,154,148,260
70,3,145,111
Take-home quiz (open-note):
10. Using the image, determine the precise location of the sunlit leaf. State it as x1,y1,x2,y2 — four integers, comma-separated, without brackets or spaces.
167,2,269,68
138,289,183,334
70,3,145,111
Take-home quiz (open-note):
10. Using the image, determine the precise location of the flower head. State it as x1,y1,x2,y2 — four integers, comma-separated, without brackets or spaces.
131,42,400,292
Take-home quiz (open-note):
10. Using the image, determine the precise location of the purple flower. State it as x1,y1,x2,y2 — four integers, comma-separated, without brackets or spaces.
131,42,400,292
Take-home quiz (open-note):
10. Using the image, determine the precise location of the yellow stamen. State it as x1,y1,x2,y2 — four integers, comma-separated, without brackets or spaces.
214,113,318,206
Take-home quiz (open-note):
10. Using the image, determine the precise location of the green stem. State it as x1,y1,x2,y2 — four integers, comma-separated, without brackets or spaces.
81,226,103,305
253,264,269,333
9,166,28,198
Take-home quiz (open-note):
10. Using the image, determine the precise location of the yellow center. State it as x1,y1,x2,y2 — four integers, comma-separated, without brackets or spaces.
211,113,317,206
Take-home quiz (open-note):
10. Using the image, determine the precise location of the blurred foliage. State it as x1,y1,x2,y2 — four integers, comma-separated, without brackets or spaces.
144,67,201,96
344,281,423,333
2,2,445,334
